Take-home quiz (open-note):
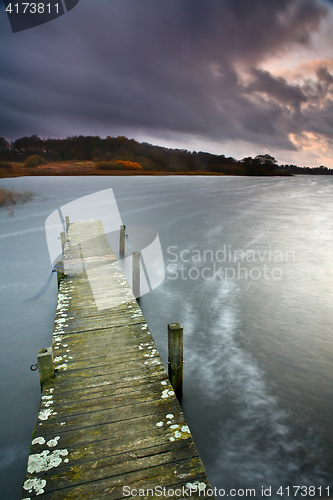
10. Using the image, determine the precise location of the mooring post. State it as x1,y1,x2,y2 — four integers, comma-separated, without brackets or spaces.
119,225,126,258
56,261,64,287
65,215,70,234
37,347,54,389
168,323,183,398
60,231,66,255
132,251,140,298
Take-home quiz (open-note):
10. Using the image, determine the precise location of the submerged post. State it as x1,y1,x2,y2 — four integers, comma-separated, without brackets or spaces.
119,225,126,258
37,347,54,389
168,323,183,398
132,252,140,298
65,215,70,234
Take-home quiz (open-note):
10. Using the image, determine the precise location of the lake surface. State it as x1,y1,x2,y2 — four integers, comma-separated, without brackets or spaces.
0,175,332,499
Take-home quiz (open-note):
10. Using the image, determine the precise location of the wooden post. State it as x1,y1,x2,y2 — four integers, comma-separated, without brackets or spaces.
56,261,64,287
60,231,66,255
119,225,126,258
38,347,54,389
168,323,183,398
132,251,140,298
65,215,70,234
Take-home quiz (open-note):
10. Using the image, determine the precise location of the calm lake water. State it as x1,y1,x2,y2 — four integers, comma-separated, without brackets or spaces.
0,175,333,499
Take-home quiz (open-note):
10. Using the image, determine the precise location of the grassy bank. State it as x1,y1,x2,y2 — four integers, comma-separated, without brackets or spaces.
0,160,294,178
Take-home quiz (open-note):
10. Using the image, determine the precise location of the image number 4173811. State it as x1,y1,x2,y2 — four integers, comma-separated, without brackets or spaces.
3,0,80,33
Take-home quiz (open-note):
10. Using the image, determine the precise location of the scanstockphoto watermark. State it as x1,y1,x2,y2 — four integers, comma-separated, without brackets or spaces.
166,245,296,282
123,484,257,497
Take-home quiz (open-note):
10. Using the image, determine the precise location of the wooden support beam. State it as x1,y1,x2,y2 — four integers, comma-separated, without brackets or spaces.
65,215,70,234
37,347,54,389
168,323,183,399
55,261,64,287
132,251,140,298
119,225,126,258
60,231,66,255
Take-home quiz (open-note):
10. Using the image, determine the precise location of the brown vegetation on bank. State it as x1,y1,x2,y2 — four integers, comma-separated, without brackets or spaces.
0,160,226,178
0,186,34,206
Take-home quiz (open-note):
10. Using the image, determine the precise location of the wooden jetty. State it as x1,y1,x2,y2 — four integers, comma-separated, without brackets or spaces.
21,220,215,499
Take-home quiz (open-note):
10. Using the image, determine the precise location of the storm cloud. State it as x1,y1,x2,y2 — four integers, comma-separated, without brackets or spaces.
0,0,332,165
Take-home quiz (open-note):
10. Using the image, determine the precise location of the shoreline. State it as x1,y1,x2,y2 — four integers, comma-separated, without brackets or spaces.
0,161,293,178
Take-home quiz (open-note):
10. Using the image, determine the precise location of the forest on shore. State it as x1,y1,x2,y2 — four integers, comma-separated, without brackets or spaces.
0,134,331,177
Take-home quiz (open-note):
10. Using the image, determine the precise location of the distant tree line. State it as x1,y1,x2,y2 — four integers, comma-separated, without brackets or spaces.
278,164,332,175
0,135,331,175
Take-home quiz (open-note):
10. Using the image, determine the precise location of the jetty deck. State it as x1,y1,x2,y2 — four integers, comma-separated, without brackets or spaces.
21,220,214,499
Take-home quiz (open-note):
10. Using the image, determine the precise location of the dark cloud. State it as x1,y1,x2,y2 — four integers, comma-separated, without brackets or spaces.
245,69,308,110
0,0,332,158
316,66,333,84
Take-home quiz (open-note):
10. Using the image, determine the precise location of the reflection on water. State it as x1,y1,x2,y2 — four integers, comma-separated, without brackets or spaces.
0,176,333,499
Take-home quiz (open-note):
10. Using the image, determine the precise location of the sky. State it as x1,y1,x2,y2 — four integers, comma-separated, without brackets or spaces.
0,0,333,167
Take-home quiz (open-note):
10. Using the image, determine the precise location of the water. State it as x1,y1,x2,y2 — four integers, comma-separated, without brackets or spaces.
0,176,332,499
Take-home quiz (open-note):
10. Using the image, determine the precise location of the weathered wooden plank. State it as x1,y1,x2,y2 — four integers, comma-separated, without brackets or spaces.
31,408,191,448
38,389,176,421
54,315,147,335
51,358,166,386
39,378,165,406
52,351,162,374
52,326,158,356
24,464,210,500
21,220,214,500
52,337,149,363
23,440,200,495
42,367,167,396
31,411,190,449
36,396,185,437
53,339,156,363
42,377,167,407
